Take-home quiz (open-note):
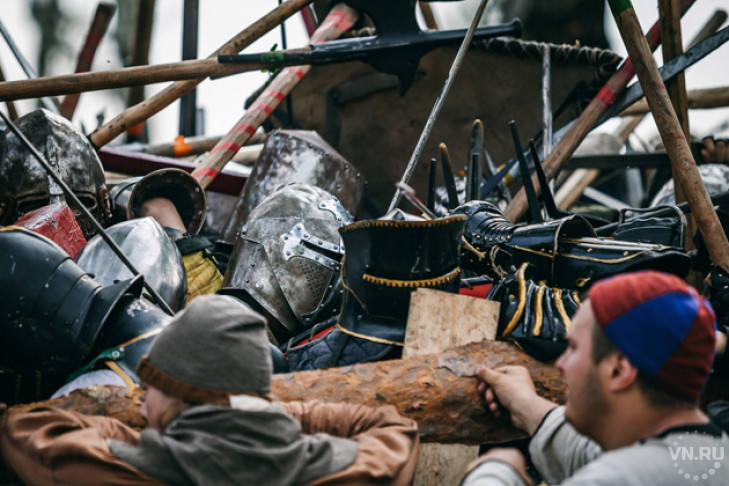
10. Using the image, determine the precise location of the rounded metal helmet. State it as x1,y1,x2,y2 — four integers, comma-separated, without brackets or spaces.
74,217,187,312
221,182,352,342
651,163,729,207
0,109,110,234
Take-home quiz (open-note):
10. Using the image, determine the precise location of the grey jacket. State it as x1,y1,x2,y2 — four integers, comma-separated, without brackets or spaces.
462,406,729,485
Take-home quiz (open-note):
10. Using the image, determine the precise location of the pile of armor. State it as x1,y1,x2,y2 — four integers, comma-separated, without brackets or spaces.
0,108,703,406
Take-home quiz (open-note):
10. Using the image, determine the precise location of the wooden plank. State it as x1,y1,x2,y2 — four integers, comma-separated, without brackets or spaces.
404,288,500,486
403,288,499,357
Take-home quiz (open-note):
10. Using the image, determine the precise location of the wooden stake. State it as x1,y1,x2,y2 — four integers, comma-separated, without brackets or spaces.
502,0,696,223
59,1,116,120
191,3,359,189
88,0,315,147
609,0,729,272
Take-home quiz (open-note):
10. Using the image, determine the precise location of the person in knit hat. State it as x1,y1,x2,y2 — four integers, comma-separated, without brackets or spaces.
461,270,729,486
0,294,419,486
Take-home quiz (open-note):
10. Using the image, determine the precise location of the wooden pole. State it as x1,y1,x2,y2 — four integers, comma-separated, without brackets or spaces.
619,86,729,116
88,0,315,148
419,1,438,30
555,11,725,211
127,0,156,107
121,132,267,158
608,0,729,272
0,58,278,101
659,0,689,207
502,0,696,223
8,340,565,444
124,0,156,142
191,3,359,189
659,0,690,139
59,1,116,120
0,62,18,120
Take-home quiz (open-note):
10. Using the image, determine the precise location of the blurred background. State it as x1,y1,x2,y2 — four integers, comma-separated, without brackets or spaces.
0,0,725,146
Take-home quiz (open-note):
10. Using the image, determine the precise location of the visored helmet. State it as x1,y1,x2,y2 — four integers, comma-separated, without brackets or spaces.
221,183,352,342
0,109,110,235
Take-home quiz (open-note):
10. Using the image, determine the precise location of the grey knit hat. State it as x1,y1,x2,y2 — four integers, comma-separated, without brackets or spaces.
136,294,272,402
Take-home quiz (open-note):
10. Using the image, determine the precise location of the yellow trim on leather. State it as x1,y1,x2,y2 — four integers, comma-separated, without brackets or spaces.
104,360,138,390
117,328,162,348
553,288,571,333
533,281,547,336
335,323,404,346
572,290,582,305
339,214,467,233
362,268,461,288
513,245,554,259
501,263,529,337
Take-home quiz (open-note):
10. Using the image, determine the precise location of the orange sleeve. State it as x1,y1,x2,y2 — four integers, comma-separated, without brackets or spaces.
1,407,169,486
281,400,420,486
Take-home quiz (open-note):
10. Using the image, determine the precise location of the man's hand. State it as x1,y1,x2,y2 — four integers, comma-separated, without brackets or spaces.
476,366,557,435
463,447,534,486
701,137,729,164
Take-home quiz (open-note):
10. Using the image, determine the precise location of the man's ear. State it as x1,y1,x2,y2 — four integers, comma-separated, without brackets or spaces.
603,352,638,392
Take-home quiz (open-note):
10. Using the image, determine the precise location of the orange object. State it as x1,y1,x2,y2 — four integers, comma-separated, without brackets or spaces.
173,135,193,157
126,122,145,137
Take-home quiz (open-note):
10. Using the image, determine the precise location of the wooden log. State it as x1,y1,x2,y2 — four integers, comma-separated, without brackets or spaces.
273,340,563,444
7,340,565,444
404,288,499,486
502,0,696,223
88,0,315,147
9,385,147,429
59,1,116,120
609,0,729,272
191,3,359,189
